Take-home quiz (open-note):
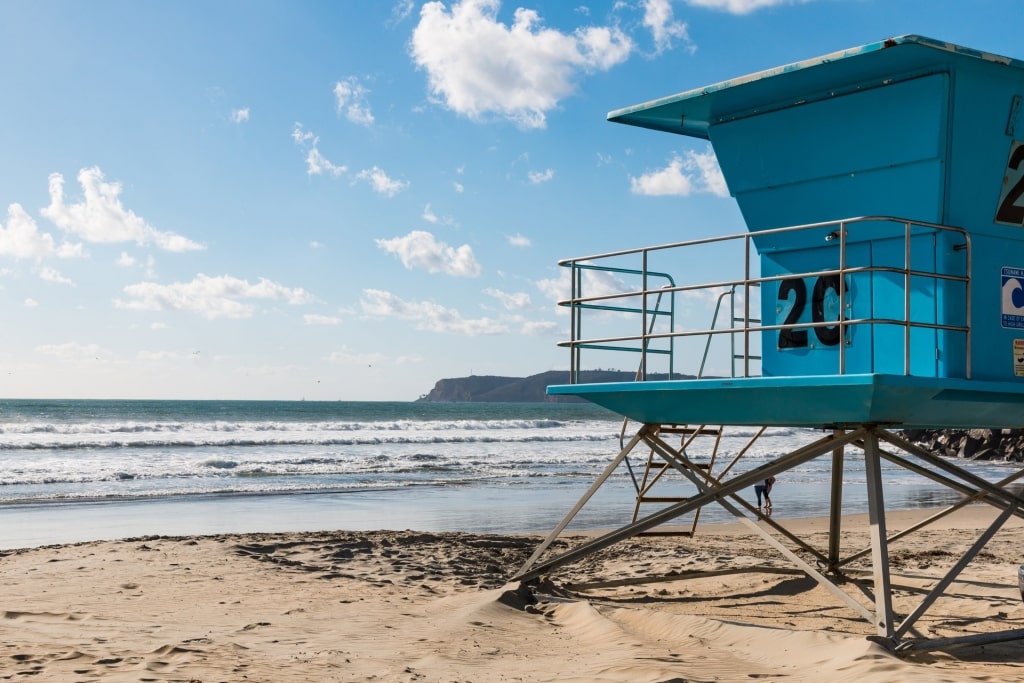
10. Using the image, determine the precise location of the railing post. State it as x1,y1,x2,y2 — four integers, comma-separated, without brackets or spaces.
641,249,649,381
743,235,751,378
838,220,847,375
904,220,912,376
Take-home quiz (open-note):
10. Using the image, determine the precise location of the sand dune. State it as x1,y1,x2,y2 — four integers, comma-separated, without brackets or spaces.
2,507,1023,681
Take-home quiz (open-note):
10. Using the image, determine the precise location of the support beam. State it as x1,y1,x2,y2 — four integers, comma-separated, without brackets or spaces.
512,427,865,583
515,427,647,576
862,430,895,639
828,430,845,572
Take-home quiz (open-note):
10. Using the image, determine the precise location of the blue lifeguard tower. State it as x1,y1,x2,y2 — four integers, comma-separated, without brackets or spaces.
514,36,1024,653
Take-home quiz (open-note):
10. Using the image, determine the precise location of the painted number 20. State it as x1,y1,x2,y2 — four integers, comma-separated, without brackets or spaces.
995,144,1024,226
777,275,842,348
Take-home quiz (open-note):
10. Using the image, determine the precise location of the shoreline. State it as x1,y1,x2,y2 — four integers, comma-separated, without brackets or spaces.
0,477,994,551
2,504,1023,681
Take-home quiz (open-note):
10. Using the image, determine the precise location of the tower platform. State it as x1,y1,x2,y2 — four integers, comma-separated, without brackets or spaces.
548,374,1024,429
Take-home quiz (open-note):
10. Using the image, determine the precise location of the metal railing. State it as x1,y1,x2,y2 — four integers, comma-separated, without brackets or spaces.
558,216,972,383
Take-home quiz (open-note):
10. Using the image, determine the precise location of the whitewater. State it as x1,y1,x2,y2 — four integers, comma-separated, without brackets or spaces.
0,398,1015,548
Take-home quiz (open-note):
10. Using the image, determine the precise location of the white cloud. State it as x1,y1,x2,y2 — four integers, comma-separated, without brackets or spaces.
306,148,347,178
24,298,38,308
0,203,64,260
410,0,633,128
38,266,74,286
507,233,531,247
328,346,386,365
304,314,342,325
291,123,316,145
422,204,439,223
643,0,691,53
41,167,204,252
389,0,416,25
453,181,464,193
629,149,728,197
36,341,106,360
484,287,530,310
536,265,632,304
360,288,507,335
685,0,805,14
528,168,554,184
117,252,136,267
522,320,560,335
292,123,346,177
355,166,409,196
376,230,481,277
150,322,168,330
115,274,314,320
334,77,375,126
231,107,250,123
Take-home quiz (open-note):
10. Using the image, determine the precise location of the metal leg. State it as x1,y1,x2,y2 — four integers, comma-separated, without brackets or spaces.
863,429,895,639
515,427,647,577
828,429,845,572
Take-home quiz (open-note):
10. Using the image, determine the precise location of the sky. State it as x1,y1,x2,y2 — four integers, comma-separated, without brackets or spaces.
0,0,1020,401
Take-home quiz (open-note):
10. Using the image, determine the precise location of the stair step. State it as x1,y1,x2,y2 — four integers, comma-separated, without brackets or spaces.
637,496,688,504
658,426,721,436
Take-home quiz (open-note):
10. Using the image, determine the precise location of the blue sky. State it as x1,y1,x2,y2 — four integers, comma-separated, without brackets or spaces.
0,0,1019,400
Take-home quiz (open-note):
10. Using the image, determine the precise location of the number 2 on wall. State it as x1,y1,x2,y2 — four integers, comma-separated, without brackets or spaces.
777,275,844,349
996,142,1024,226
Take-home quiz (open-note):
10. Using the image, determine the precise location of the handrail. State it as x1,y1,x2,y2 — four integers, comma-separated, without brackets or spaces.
558,216,972,383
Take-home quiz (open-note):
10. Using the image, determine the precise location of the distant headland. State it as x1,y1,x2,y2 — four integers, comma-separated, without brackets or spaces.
416,370,681,403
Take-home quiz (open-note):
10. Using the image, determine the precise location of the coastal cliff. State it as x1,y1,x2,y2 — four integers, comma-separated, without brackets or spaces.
416,370,679,403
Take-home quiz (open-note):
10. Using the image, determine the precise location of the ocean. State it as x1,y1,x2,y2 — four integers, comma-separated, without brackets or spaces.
0,398,1016,549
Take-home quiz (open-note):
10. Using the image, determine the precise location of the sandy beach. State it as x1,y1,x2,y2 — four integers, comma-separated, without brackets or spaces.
2,505,1023,682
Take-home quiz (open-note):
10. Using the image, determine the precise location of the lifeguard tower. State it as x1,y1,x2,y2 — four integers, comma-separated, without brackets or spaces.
514,36,1024,653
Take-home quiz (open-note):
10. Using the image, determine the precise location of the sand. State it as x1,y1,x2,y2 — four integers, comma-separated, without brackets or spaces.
2,506,1024,681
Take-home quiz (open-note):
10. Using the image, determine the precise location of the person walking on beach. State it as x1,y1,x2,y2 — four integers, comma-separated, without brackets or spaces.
754,475,775,511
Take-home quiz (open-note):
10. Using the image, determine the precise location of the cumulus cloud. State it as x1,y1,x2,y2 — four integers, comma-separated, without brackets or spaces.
334,77,375,126
507,233,531,247
0,203,67,260
306,148,347,177
117,252,136,267
355,166,409,196
484,287,531,310
528,168,554,184
522,320,560,335
376,230,480,277
410,0,633,128
643,0,690,53
629,149,728,197
360,288,507,335
304,314,342,325
115,274,314,320
38,266,74,286
453,181,465,193
292,123,346,177
231,107,250,123
41,167,204,252
536,265,632,304
685,0,805,14
36,341,106,360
